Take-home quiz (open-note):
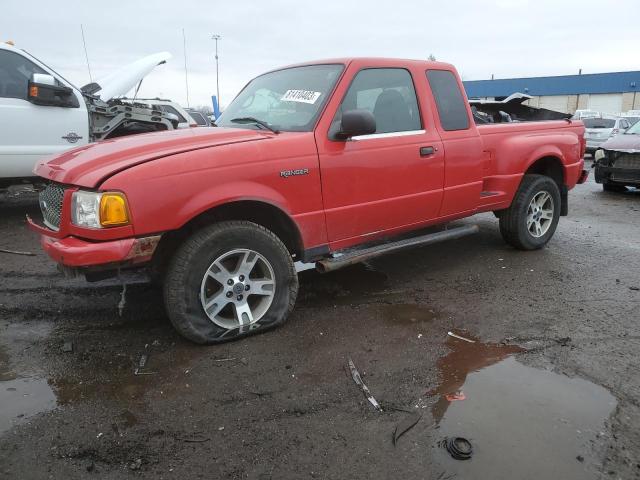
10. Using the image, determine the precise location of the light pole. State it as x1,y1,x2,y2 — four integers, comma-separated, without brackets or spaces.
211,34,221,112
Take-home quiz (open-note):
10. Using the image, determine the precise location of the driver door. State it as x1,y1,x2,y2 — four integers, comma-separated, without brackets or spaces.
315,66,444,247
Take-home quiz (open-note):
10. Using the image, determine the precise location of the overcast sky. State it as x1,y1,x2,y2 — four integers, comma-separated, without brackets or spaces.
3,0,639,109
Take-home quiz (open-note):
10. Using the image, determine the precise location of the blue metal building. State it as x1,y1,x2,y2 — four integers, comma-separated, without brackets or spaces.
463,71,640,114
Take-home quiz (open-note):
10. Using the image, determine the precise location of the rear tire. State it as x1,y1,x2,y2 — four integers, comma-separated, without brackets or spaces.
164,221,298,344
602,182,627,193
499,174,561,250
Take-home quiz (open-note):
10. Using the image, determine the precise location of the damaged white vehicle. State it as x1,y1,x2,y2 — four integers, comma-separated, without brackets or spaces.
0,43,178,187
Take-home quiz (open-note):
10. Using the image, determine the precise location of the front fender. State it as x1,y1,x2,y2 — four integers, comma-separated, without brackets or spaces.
175,180,293,228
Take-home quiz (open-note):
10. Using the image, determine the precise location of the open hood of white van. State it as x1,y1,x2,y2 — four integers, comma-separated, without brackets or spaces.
93,52,172,101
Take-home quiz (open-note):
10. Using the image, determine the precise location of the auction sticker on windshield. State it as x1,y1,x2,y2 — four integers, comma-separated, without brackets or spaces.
281,90,322,104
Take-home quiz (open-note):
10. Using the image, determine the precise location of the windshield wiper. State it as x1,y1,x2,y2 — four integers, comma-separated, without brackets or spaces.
230,117,280,134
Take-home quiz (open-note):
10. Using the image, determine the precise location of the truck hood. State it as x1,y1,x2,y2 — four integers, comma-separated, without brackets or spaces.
91,52,172,101
600,134,640,153
35,127,270,188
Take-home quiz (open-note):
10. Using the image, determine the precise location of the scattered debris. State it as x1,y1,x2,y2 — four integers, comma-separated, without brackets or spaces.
134,354,154,375
138,355,148,368
96,432,103,439
447,332,475,343
214,357,236,362
61,341,74,353
418,334,423,339
630,286,639,291
347,357,382,412
445,391,466,402
576,455,585,462
129,458,142,470
443,437,473,460
218,426,225,431
392,411,422,445
117,283,127,317
179,435,210,443
556,337,572,347
0,248,35,256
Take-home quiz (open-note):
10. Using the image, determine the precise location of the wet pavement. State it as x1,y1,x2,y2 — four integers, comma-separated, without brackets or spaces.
1,170,640,479
430,335,617,479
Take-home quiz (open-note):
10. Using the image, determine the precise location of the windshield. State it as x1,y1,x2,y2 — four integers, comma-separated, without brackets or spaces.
216,64,344,132
583,118,616,128
626,120,640,134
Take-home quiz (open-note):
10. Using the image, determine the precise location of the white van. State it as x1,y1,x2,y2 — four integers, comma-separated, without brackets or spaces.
0,43,177,186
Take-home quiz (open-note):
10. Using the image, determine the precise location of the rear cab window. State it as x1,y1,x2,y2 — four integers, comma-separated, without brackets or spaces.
426,70,470,131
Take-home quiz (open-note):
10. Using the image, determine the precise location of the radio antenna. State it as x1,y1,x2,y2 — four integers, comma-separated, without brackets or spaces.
182,28,190,107
80,24,93,82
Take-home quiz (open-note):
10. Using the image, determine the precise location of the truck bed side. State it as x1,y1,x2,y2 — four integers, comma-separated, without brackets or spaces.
475,120,585,213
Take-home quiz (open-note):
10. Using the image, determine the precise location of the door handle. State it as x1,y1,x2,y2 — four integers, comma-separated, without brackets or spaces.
420,146,437,156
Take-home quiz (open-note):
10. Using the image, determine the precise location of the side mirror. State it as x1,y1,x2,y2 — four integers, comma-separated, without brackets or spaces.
28,73,79,108
337,109,376,139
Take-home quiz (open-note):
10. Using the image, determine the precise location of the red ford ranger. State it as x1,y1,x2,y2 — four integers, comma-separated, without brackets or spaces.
29,58,588,344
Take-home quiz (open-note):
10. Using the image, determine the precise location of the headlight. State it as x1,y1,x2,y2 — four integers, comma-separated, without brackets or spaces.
71,191,130,228
594,149,606,162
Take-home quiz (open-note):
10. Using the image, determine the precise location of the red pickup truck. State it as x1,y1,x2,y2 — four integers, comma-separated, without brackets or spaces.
29,58,588,343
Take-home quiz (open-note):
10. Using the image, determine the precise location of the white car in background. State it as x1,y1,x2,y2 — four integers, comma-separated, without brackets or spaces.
0,43,177,186
584,116,632,154
185,108,212,127
573,109,600,120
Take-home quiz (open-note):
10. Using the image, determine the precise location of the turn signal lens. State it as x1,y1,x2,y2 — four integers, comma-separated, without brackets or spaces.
99,193,130,227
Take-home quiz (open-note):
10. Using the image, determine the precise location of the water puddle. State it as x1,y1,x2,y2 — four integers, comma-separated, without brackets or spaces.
1,345,57,435
0,340,204,436
431,333,617,479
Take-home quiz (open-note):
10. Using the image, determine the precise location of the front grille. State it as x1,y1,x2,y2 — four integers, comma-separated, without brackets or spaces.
39,183,66,230
612,154,640,170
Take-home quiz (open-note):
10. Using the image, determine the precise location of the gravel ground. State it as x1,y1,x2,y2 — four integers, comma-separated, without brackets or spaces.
1,169,639,479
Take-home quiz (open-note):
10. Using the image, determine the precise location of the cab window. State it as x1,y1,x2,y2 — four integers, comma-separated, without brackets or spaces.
426,69,470,131
333,68,422,135
0,50,46,100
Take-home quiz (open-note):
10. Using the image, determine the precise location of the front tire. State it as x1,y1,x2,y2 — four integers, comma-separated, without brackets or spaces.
164,221,298,344
499,174,561,250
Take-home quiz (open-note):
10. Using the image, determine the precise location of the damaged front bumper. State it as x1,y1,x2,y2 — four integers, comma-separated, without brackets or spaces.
594,165,640,185
594,151,640,185
27,215,161,277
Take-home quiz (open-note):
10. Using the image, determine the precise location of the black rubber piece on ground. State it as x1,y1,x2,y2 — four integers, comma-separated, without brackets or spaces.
445,437,473,460
499,174,561,250
163,221,298,344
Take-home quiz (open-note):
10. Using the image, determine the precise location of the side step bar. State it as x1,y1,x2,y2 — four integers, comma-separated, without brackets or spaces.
315,224,479,273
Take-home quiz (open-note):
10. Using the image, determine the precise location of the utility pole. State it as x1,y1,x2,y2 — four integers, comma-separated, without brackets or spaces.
211,34,222,111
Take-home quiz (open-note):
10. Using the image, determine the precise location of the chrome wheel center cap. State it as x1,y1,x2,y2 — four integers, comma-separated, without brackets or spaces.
233,283,245,295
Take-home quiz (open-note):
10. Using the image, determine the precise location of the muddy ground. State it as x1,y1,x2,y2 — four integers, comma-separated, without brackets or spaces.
1,168,639,479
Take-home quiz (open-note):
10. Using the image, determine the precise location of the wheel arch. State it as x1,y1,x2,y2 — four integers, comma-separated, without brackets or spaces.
151,200,304,280
523,155,568,215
